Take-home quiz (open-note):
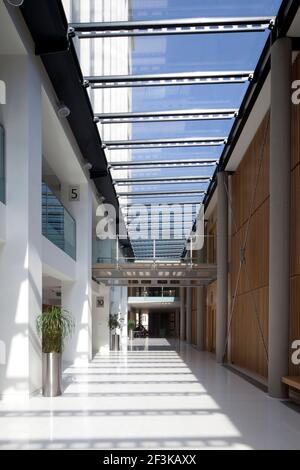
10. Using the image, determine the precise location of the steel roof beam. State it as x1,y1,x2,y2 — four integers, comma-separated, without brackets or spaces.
105,137,226,150
125,218,196,222
70,16,275,38
131,248,189,251
125,222,196,226
109,159,217,169
118,189,206,197
121,202,200,207
96,109,238,124
115,176,210,185
132,241,187,244
86,71,253,89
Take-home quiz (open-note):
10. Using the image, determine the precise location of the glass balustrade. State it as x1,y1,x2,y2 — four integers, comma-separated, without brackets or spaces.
42,183,76,260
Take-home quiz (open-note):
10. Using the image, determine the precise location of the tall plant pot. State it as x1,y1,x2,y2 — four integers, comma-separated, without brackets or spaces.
111,333,120,351
129,330,134,341
42,352,62,397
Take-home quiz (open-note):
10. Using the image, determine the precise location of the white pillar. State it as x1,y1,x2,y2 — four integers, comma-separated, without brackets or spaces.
269,38,292,398
180,287,186,341
216,171,228,363
186,287,192,343
196,286,205,350
0,56,42,397
62,183,93,364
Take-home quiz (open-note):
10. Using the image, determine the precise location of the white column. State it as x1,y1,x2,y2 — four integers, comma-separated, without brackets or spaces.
62,183,93,365
269,38,292,398
216,171,228,363
180,287,186,341
0,56,42,397
196,286,205,350
186,287,192,344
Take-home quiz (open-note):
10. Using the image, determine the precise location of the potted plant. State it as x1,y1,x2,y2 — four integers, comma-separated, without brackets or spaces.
108,314,120,351
128,319,136,341
36,306,75,397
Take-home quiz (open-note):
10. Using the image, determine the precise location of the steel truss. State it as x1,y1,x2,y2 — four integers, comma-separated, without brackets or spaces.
86,71,253,89
96,109,238,124
71,16,275,39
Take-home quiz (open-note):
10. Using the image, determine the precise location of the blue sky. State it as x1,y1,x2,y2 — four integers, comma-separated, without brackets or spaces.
119,0,283,255
124,0,283,199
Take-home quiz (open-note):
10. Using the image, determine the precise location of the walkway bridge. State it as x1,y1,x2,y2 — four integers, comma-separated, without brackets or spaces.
92,259,217,288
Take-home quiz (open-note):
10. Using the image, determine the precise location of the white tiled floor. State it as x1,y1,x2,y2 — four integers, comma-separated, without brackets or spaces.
0,338,300,450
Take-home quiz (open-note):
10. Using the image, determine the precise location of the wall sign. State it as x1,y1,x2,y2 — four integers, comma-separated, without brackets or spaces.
96,296,104,308
69,185,80,202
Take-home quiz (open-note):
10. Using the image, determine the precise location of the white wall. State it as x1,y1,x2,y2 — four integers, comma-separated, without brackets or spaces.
62,0,131,353
42,236,76,282
0,202,5,242
61,183,93,364
92,281,110,353
0,55,42,397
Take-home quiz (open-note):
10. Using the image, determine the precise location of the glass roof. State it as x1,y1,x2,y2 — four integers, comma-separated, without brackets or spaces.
63,0,283,260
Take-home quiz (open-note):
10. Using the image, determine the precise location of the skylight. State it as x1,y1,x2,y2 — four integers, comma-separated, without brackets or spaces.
63,0,283,260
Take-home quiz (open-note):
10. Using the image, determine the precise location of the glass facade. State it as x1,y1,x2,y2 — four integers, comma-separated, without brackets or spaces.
0,125,5,204
42,183,76,260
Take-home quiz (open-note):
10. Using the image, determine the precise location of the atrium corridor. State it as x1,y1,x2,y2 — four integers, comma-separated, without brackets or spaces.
0,340,300,450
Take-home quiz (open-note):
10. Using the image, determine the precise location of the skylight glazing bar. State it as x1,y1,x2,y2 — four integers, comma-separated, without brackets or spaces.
115,176,210,185
105,137,226,150
131,244,187,247
86,71,253,89
96,109,238,124
70,16,275,38
125,223,195,227
121,203,200,207
118,190,206,197
109,159,217,169
125,215,196,221
121,205,201,212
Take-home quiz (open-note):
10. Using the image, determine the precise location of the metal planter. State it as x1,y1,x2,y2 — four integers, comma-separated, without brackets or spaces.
42,352,62,397
111,334,120,351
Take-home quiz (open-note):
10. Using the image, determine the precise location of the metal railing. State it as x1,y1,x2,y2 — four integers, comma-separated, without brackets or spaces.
128,296,179,304
93,235,216,267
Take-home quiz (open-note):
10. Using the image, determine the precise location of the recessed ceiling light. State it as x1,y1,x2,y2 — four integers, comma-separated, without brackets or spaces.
57,102,71,118
83,162,93,171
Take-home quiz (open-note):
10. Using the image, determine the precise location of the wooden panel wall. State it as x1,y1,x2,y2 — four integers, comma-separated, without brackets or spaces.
229,55,300,379
230,114,270,378
204,209,218,351
290,56,300,376
191,288,197,345
205,281,217,352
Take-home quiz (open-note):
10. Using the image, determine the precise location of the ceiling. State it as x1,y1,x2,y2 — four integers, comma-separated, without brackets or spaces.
0,2,26,55
65,0,283,260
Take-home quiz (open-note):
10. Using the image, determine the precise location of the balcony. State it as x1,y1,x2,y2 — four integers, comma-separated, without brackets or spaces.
42,183,76,260
92,237,217,288
128,296,180,309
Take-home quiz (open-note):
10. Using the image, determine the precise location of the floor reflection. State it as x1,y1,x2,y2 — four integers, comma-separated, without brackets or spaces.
0,339,300,450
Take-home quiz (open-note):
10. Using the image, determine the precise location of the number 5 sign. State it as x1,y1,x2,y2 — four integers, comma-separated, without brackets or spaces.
69,185,80,202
